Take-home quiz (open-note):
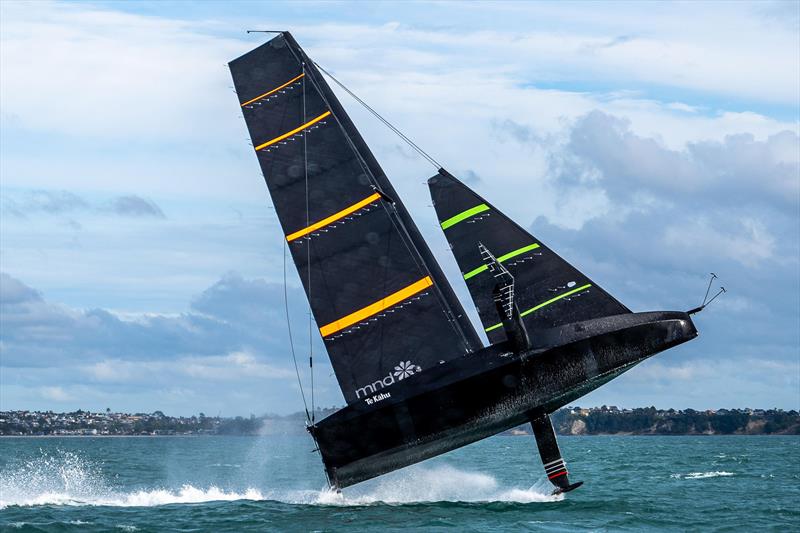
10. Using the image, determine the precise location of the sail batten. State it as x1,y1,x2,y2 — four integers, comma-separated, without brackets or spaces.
255,111,331,150
319,276,433,337
429,169,630,344
241,72,306,107
229,33,481,404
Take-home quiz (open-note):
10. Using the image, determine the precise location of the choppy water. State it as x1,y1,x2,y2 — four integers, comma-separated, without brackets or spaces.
1,435,797,531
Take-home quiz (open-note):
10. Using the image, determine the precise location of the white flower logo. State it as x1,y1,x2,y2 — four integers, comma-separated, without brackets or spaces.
393,360,422,380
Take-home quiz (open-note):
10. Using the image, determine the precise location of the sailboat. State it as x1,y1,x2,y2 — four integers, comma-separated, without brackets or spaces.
228,32,701,494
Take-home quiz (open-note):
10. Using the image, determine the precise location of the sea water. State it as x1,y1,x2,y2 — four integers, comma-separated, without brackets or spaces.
1,435,797,531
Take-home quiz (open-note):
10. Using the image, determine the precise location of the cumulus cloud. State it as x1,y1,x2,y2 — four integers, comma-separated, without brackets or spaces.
0,272,43,304
663,217,776,268
0,272,301,367
3,267,797,413
0,272,338,413
560,111,798,211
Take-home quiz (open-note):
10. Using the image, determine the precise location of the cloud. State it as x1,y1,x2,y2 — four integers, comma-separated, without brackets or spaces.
0,2,797,414
84,351,294,384
559,111,798,211
0,272,296,367
1,190,167,219
40,386,73,402
1,191,88,217
663,217,776,268
0,271,337,414
190,273,292,326
583,356,800,409
0,1,243,140
0,272,43,304
107,196,166,218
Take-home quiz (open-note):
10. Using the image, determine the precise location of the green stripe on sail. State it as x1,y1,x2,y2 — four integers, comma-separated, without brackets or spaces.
463,243,540,280
463,265,488,280
483,283,592,332
497,243,540,263
519,283,592,318
440,204,490,230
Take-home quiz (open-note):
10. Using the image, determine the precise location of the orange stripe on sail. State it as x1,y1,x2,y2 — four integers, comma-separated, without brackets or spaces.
254,111,331,151
286,192,382,242
319,277,433,337
240,73,305,107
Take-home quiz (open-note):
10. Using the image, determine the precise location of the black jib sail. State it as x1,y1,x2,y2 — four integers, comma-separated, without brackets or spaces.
428,169,630,345
229,33,481,404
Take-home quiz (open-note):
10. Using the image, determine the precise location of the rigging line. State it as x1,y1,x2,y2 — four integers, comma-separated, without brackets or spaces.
303,62,316,424
303,57,473,351
284,238,311,423
293,44,473,352
298,58,427,275
284,43,372,376
279,35,385,199
702,272,717,306
313,61,442,170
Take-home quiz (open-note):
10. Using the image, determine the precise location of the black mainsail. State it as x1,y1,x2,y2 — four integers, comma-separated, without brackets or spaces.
229,32,701,492
229,34,481,404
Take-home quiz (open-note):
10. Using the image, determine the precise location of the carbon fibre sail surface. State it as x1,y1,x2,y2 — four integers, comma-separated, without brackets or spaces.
429,169,630,345
229,34,481,403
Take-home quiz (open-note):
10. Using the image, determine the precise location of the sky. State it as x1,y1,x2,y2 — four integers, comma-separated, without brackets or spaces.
1,0,798,416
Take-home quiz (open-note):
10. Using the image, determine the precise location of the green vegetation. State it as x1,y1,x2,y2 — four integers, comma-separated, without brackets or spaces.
2,406,797,436
547,406,799,435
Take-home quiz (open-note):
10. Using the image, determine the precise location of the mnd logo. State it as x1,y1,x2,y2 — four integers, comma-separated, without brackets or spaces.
356,360,423,400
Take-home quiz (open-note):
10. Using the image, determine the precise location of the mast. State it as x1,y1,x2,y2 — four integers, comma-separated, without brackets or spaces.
229,33,483,404
281,33,482,353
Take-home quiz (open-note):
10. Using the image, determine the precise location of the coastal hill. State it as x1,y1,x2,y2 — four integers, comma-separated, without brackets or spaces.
2,406,797,436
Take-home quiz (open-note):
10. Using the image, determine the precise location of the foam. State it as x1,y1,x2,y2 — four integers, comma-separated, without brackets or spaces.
684,471,735,480
291,465,562,505
0,451,560,508
671,471,735,480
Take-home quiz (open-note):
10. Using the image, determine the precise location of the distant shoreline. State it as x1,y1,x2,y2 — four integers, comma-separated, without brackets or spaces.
3,432,799,438
4,407,798,437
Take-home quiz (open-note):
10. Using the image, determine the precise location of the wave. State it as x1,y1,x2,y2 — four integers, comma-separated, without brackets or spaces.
671,471,735,480
1,483,267,509
0,450,265,509
0,451,560,508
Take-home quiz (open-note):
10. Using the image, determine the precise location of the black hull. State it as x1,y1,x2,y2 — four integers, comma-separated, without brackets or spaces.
310,311,697,488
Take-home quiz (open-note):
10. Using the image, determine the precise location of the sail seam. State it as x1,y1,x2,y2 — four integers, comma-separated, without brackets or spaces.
241,72,305,107
463,243,541,280
286,192,382,242
319,276,433,337
440,204,490,230
485,283,593,332
255,111,331,151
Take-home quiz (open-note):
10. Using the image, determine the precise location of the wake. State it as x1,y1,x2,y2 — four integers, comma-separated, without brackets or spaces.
0,451,561,508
